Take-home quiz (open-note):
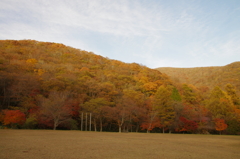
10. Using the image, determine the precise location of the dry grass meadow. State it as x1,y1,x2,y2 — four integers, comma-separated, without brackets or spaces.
0,130,240,159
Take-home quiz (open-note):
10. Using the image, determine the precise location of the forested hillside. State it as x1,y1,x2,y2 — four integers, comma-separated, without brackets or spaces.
156,62,240,95
0,40,239,134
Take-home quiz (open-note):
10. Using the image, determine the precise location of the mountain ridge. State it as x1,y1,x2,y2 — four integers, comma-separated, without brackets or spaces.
156,61,240,94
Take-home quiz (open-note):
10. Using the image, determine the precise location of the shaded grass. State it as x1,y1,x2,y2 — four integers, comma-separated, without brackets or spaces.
0,130,240,159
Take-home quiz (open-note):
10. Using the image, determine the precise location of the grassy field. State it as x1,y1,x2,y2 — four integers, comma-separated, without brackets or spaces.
0,130,239,159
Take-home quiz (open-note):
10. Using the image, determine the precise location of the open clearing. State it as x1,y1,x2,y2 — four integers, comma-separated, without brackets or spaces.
0,130,239,159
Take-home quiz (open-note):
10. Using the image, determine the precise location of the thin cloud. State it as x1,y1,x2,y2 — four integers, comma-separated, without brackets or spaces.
22,0,167,37
0,0,239,68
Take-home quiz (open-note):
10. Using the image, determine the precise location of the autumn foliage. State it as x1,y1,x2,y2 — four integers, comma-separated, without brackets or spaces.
2,110,26,127
215,118,228,134
0,40,239,134
178,117,198,133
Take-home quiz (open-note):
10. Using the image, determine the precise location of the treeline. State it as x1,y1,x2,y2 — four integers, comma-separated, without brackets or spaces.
0,40,240,134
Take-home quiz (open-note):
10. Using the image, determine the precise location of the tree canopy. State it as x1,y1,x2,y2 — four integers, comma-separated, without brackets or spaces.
0,40,239,135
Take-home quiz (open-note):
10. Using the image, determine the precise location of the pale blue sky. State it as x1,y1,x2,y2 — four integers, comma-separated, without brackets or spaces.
0,0,240,68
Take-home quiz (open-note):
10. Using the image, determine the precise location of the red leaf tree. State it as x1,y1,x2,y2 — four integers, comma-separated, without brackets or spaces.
3,110,26,128
141,117,161,132
179,116,198,133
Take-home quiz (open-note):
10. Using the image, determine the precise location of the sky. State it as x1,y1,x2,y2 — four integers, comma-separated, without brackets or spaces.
0,0,240,68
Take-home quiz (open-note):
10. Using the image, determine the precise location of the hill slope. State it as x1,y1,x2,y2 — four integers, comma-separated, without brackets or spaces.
156,62,240,94
0,40,171,109
0,40,239,134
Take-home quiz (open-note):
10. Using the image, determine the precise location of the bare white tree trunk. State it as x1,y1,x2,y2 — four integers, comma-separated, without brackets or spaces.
100,117,103,132
147,111,158,133
94,119,97,132
119,126,122,133
85,113,87,131
81,112,83,131
89,113,91,131
118,116,124,133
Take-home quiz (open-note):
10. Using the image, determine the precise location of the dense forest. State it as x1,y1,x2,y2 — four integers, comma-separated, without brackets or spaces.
0,40,239,134
156,62,240,95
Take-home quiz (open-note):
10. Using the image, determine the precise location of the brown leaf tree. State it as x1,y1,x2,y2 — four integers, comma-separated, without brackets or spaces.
38,91,71,130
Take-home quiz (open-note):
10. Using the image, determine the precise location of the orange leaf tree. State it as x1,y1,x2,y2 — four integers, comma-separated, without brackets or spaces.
215,118,228,135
